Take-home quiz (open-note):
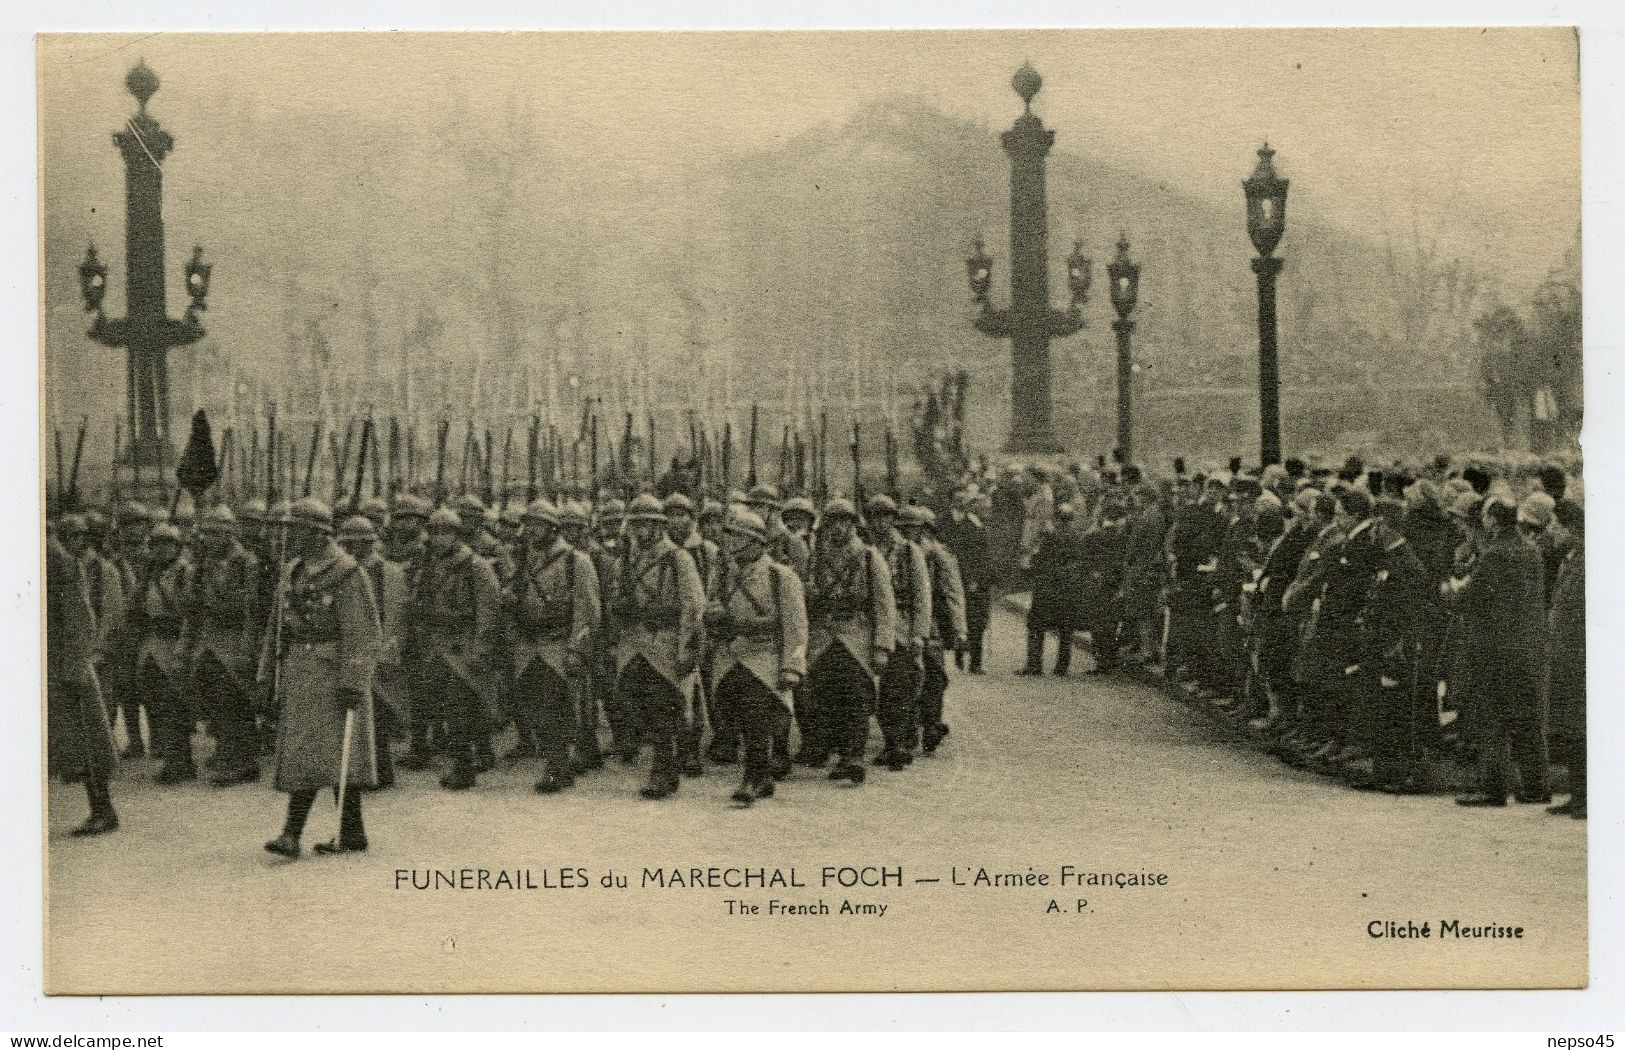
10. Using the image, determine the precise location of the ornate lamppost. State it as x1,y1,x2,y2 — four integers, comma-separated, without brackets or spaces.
1106,233,1140,465
1242,143,1288,466
76,61,212,483
968,62,1090,453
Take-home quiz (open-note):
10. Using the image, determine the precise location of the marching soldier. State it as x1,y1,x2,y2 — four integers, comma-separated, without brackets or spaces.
610,494,706,799
260,498,382,860
559,500,608,773
774,495,816,774
506,499,601,794
185,506,262,786
865,495,931,771
131,523,197,783
410,506,502,790
107,502,151,758
58,514,126,689
900,506,966,755
338,515,406,789
746,484,810,580
665,492,719,775
801,498,896,784
607,497,708,802
386,495,439,767
592,497,635,762
706,508,808,807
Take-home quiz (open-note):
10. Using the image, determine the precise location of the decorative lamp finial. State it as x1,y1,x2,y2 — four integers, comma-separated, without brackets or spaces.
1012,61,1042,111
126,60,159,112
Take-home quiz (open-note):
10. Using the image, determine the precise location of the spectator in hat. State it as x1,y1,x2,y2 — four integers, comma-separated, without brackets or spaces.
1546,502,1585,819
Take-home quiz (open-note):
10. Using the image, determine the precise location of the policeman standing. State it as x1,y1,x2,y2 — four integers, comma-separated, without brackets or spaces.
802,498,896,784
507,499,601,794
706,509,807,807
611,494,706,799
260,498,382,859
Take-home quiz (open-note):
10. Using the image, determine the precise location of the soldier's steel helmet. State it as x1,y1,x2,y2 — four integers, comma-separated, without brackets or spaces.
821,497,858,521
359,496,390,527
558,501,589,528
523,498,561,528
597,497,627,524
662,492,696,516
337,515,378,542
428,506,462,531
500,504,525,527
118,500,150,525
864,493,898,517
149,523,183,545
200,505,238,534
699,499,726,521
239,498,269,523
58,513,89,535
392,493,431,521
782,496,816,520
901,505,936,529
453,493,487,518
725,508,768,543
628,493,666,523
745,484,781,509
287,497,334,532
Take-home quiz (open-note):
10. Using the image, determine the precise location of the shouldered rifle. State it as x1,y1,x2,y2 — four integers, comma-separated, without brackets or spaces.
434,419,449,506
747,403,759,488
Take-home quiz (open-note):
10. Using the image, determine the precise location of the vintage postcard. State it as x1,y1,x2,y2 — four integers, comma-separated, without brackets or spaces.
38,28,1584,994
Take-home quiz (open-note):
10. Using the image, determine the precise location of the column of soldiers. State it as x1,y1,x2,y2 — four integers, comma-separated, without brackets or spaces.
47,475,977,848
1003,454,1585,819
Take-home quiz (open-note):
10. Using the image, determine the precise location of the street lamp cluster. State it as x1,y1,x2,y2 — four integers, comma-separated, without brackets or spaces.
968,63,1289,466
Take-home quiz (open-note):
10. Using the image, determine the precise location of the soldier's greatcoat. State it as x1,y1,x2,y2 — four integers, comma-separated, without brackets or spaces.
47,538,116,782
410,542,502,709
185,544,260,692
263,541,382,792
510,536,601,681
707,552,808,708
921,537,968,647
612,534,707,692
806,534,897,677
876,532,932,651
361,551,409,718
133,556,192,682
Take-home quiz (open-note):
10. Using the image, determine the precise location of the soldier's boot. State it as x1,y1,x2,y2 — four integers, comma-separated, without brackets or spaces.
439,743,478,791
828,758,867,785
706,732,740,765
373,734,396,789
769,733,793,780
398,722,435,769
502,728,537,765
474,733,497,774
679,727,705,778
640,737,681,800
573,711,605,774
535,746,576,794
118,705,148,759
1016,630,1044,675
314,790,369,854
968,636,985,675
71,778,119,837
1052,637,1073,677
265,790,319,859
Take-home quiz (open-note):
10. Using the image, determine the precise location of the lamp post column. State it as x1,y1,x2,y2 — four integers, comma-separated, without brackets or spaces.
1252,256,1284,467
1113,318,1135,464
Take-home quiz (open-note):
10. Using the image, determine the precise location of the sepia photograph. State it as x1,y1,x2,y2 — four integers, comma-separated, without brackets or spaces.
35,26,1588,997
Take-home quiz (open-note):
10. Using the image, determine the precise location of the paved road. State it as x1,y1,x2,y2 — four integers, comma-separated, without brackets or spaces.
46,606,1586,993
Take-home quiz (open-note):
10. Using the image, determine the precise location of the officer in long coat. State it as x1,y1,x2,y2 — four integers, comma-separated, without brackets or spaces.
802,498,896,784
1449,497,1550,807
507,499,601,794
901,506,966,755
410,506,502,790
47,531,119,836
707,509,808,806
260,498,382,859
865,495,931,770
610,494,707,799
338,515,407,789
185,507,262,786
